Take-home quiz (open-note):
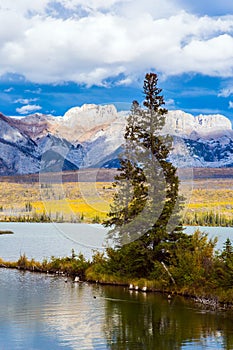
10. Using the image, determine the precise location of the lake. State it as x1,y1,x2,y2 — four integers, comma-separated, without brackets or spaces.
0,222,107,261
1,269,233,349
1,223,233,349
0,222,232,262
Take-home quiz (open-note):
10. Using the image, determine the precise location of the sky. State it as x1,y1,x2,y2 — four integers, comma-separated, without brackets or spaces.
0,0,233,120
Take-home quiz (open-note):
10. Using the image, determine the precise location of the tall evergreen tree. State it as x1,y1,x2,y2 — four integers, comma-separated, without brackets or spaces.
105,100,148,246
104,73,184,266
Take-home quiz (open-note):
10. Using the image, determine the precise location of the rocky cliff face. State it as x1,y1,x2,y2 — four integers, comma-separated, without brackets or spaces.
13,106,232,142
0,113,40,175
164,110,232,137
0,105,232,175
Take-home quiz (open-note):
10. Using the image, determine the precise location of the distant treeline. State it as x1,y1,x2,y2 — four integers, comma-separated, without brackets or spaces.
1,212,52,223
0,212,101,224
2,210,233,227
183,211,233,227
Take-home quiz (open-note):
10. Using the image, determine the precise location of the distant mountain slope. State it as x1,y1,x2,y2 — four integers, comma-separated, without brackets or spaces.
0,113,40,175
0,105,232,175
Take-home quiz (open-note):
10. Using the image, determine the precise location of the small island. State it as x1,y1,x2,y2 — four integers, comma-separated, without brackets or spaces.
0,230,14,235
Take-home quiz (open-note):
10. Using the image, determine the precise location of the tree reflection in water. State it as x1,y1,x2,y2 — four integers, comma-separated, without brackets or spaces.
102,286,233,350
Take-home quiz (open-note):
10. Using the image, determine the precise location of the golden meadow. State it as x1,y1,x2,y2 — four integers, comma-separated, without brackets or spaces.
1,169,233,225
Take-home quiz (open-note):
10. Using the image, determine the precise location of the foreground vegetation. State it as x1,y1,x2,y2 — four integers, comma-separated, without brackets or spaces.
86,231,233,307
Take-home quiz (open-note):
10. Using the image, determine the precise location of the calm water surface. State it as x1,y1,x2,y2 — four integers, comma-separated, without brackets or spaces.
0,223,232,262
1,223,233,349
0,222,107,261
1,269,233,350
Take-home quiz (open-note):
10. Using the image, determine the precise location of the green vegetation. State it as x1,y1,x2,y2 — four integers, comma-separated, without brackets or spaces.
104,72,184,280
86,231,233,305
97,73,233,306
184,211,233,227
1,212,52,223
0,251,90,279
1,232,233,306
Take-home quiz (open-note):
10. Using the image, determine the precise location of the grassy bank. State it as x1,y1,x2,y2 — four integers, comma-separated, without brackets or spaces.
1,257,232,310
1,241,233,310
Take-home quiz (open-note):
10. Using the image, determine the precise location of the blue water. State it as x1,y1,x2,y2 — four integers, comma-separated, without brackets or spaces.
0,223,231,262
1,269,233,350
184,226,233,251
0,222,107,261
1,223,233,349
0,269,108,350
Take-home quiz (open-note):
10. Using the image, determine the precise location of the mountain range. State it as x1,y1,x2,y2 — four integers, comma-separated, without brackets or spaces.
0,104,233,176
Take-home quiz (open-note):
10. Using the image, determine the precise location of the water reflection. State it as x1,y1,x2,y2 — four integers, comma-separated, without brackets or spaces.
102,286,233,350
1,270,233,349
43,283,108,349
0,269,108,350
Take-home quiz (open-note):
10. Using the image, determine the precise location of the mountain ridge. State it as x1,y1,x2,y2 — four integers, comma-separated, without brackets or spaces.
0,104,232,175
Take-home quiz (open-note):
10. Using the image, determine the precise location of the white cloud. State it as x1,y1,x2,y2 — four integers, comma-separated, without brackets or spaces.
16,104,42,114
229,101,233,109
179,34,233,76
165,98,176,108
14,98,38,104
24,88,42,94
4,87,14,93
0,0,49,15
116,77,133,86
218,87,233,97
0,1,232,85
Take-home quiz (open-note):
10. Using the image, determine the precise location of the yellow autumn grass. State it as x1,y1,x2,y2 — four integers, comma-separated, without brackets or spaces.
0,181,114,222
185,183,233,220
1,176,233,222
32,198,110,221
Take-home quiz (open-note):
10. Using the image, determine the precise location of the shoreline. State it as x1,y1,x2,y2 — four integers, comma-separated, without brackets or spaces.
0,262,232,312
0,230,14,235
1,216,233,229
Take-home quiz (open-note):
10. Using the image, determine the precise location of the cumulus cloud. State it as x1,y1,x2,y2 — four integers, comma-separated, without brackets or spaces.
229,101,233,109
116,77,133,86
0,0,232,86
16,104,42,114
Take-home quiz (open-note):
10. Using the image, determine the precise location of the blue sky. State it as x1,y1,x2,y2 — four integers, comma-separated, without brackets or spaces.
0,0,233,120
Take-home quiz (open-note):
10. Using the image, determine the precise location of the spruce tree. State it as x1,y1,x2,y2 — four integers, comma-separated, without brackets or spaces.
104,73,184,266
105,100,148,246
